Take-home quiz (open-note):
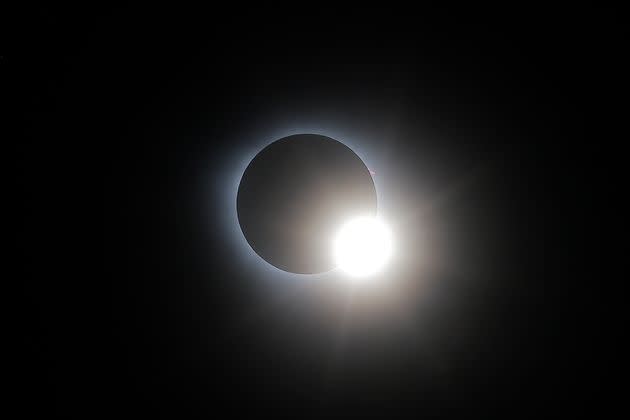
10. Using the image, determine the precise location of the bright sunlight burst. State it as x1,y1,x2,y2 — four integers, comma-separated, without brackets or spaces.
333,216,393,278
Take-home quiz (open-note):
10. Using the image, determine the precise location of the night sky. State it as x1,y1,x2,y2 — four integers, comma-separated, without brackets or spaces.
17,7,621,417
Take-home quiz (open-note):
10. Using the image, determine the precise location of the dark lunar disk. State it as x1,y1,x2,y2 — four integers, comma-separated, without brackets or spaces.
237,134,377,274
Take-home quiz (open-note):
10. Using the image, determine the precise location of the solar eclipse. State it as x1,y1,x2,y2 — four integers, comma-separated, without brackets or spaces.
236,134,389,277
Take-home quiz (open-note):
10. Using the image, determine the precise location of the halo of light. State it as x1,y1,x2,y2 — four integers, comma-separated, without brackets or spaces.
333,216,392,278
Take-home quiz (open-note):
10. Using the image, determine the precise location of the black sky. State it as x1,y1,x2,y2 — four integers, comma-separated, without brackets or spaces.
16,6,622,418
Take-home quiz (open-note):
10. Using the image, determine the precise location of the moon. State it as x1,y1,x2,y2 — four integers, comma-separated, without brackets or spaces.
237,134,377,274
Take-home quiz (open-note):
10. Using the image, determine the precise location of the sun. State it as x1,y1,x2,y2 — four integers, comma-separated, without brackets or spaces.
333,216,393,278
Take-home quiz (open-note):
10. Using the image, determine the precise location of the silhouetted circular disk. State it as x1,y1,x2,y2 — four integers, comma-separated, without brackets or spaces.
237,134,377,274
